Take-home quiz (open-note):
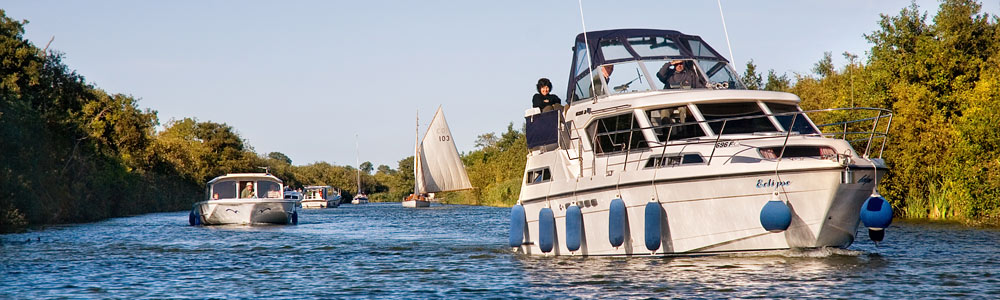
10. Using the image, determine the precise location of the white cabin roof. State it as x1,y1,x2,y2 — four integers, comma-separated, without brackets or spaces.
206,173,283,185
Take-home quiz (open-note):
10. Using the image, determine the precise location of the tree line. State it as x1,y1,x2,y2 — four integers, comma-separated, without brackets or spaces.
743,0,999,225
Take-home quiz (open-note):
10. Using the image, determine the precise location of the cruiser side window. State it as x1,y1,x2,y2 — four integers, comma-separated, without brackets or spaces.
697,102,777,135
588,113,649,154
525,168,552,185
213,181,237,199
766,103,817,134
646,106,705,141
645,153,705,168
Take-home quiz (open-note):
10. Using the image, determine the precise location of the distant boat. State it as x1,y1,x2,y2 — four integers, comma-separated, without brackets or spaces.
351,193,369,205
302,185,340,208
190,173,300,225
284,189,303,208
404,107,472,208
352,135,369,205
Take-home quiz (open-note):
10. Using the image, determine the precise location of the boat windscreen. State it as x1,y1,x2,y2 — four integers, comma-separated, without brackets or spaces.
258,181,282,199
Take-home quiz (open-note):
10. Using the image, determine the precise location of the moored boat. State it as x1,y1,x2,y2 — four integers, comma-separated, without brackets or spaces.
509,29,893,256
351,193,369,205
190,173,300,225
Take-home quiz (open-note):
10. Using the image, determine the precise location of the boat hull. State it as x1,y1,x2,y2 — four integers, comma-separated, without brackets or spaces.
402,200,430,208
193,199,298,225
301,200,329,209
515,165,882,256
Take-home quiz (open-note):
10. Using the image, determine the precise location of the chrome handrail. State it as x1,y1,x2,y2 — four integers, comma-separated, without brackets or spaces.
576,107,893,166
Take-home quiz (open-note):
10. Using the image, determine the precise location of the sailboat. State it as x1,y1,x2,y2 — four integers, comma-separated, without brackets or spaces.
351,135,369,205
404,107,472,207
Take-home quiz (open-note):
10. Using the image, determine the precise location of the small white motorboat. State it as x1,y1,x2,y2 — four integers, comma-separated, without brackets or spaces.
302,185,340,208
351,193,369,205
189,173,299,225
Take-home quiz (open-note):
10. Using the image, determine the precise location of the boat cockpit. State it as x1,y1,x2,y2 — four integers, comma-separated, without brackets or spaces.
206,175,284,200
304,186,333,200
568,29,744,102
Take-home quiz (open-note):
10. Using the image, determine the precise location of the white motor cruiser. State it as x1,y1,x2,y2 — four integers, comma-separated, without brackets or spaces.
509,29,894,256
190,173,300,225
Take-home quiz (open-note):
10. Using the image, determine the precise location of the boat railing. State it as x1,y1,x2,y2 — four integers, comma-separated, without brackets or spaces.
579,107,892,170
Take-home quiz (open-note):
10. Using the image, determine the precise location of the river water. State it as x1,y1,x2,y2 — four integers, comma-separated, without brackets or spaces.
2,202,999,299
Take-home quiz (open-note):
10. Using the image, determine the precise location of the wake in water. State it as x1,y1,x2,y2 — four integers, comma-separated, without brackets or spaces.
725,247,867,258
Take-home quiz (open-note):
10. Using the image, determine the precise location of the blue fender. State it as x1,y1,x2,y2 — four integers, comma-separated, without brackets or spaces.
760,200,792,232
860,195,892,229
644,202,662,252
565,205,583,252
538,208,555,253
609,198,626,248
509,204,526,248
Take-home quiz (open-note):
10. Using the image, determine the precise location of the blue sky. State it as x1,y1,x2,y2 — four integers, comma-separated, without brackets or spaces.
5,1,998,168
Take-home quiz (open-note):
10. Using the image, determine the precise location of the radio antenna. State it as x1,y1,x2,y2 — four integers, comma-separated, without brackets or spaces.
717,0,737,71
578,0,596,101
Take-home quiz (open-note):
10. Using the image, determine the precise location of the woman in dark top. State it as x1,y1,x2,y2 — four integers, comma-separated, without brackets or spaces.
532,78,563,112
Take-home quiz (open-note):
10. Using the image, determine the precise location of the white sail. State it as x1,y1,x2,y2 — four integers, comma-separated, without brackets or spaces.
417,106,472,193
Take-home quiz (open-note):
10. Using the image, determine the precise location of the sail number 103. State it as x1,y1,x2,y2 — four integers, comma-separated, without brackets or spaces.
439,135,451,142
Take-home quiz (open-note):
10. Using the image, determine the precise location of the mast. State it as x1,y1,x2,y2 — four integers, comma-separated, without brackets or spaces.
355,134,361,195
413,109,420,195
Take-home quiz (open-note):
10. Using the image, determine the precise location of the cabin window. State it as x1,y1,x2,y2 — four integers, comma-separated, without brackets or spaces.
526,168,552,185
697,102,777,135
759,146,837,160
628,36,681,57
589,113,649,154
599,38,633,61
258,181,282,199
646,106,705,141
766,103,817,134
645,153,705,168
213,181,237,199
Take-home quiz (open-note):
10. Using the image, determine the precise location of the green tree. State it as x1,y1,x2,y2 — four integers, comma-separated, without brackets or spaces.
741,59,763,90
267,152,292,165
360,161,373,174
764,70,791,92
812,51,834,78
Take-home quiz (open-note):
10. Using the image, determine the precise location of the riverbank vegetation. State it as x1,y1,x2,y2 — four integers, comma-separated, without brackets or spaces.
743,0,1000,225
3,0,999,231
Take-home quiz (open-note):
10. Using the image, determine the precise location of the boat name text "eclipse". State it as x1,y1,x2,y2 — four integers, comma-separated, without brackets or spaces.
756,179,791,188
